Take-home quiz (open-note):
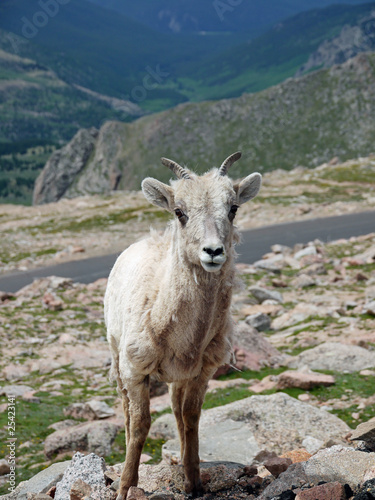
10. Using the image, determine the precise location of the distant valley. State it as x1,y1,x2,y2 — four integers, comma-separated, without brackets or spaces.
184,2,375,100
1,1,374,108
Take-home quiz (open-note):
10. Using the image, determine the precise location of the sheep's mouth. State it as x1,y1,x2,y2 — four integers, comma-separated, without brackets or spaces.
200,260,223,273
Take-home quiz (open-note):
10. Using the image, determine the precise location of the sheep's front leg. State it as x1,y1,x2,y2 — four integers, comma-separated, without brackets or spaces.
181,372,211,496
169,382,186,459
117,376,151,500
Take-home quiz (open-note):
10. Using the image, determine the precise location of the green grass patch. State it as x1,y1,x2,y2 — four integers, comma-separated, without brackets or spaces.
21,206,170,236
311,371,375,401
347,262,375,274
254,195,294,206
309,371,375,428
0,394,79,491
0,247,58,264
300,186,364,204
203,386,253,410
320,164,375,183
217,366,286,382
106,431,166,467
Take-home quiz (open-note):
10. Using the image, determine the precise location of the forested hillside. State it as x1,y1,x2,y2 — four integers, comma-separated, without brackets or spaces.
0,44,132,204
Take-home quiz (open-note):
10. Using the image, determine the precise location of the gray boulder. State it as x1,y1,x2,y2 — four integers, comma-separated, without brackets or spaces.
304,445,375,489
63,400,115,420
259,462,308,499
350,416,375,448
249,286,283,304
364,300,375,316
261,445,375,499
138,461,245,495
231,321,284,371
294,246,317,260
44,421,118,458
253,258,283,273
86,400,116,419
54,452,106,500
0,385,34,398
245,312,271,331
0,461,70,500
153,393,349,464
291,274,316,288
288,342,375,372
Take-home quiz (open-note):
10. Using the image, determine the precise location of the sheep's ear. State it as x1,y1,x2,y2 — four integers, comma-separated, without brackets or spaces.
142,178,174,211
234,173,262,205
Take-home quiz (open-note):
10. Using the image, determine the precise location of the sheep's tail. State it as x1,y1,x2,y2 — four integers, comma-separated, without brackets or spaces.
109,359,117,385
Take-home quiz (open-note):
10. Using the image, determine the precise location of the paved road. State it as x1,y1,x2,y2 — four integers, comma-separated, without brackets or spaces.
0,210,374,293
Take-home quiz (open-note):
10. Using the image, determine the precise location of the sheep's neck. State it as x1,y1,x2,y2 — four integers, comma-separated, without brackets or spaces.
148,249,234,379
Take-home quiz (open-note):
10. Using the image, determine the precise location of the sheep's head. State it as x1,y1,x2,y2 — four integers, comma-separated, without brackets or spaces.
142,153,261,273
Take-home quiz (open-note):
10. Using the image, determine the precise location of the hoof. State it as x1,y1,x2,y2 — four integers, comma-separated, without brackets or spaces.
185,479,204,498
116,495,125,500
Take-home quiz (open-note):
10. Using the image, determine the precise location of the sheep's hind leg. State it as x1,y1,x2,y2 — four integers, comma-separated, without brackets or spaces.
117,375,130,447
121,388,130,448
117,376,151,500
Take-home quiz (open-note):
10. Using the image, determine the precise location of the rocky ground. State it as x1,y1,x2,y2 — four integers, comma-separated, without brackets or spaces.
0,227,375,498
0,155,374,274
0,156,375,499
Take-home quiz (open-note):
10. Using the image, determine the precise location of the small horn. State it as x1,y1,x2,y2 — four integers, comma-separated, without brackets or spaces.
219,151,242,176
161,157,191,180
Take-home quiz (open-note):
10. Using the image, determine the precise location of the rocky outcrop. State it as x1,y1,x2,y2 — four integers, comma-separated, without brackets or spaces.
297,11,375,76
63,121,129,200
33,128,99,205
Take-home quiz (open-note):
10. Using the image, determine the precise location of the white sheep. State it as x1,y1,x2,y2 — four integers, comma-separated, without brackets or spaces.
104,152,261,499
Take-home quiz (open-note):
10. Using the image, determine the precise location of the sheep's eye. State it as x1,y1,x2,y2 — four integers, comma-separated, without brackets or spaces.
174,208,185,220
229,205,238,221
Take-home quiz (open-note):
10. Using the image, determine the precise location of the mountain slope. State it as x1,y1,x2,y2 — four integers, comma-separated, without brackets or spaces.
0,0,240,108
180,2,375,101
88,0,369,35
33,52,375,204
0,47,134,144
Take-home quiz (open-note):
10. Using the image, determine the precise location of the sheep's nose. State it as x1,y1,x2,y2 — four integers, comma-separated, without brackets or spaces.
203,245,224,257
